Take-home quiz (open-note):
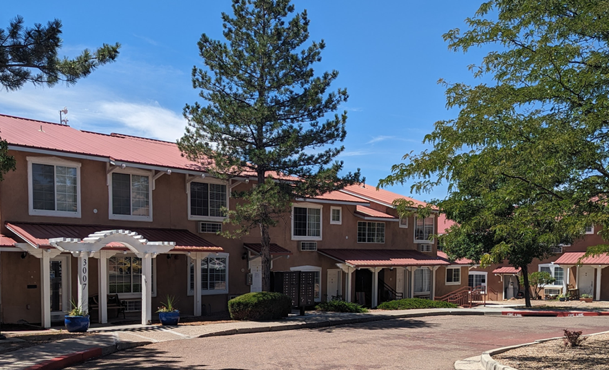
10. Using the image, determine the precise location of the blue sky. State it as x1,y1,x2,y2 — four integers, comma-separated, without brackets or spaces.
0,1,491,202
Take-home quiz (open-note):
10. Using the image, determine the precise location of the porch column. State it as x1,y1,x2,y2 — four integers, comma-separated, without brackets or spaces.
370,267,381,308
77,253,89,315
430,266,439,300
395,267,405,298
337,264,354,302
596,266,605,301
98,252,108,324
141,253,153,325
194,253,202,316
408,267,416,298
41,250,51,328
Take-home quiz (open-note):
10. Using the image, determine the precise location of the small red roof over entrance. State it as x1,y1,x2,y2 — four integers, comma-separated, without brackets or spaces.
0,234,17,248
243,243,292,255
318,249,449,267
6,222,223,253
555,252,609,265
492,266,521,274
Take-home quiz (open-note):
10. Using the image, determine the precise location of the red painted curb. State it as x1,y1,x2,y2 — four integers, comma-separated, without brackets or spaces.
502,311,605,317
26,347,103,370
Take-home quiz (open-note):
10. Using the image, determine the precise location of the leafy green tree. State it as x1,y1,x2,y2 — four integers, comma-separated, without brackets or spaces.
519,271,555,300
179,0,360,291
379,0,609,307
0,16,120,91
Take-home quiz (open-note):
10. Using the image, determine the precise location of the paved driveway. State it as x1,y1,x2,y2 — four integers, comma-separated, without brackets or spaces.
74,315,609,369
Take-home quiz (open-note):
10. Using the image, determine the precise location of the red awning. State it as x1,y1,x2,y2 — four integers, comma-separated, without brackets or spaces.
243,243,292,255
318,249,449,267
6,222,223,253
555,252,609,265
0,234,17,248
492,266,521,274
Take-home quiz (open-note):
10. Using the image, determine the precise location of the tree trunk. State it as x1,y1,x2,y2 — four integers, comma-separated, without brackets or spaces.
259,222,272,292
521,264,531,308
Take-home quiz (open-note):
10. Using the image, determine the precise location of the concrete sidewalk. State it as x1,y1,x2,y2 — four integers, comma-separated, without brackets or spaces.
0,305,597,370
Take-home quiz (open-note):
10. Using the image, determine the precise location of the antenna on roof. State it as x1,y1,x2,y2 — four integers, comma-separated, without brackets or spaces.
59,107,68,125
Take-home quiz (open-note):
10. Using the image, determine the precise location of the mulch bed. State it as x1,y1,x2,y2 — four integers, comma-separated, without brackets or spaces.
494,333,609,369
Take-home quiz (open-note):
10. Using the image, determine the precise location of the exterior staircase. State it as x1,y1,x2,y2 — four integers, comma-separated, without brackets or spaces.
435,285,488,308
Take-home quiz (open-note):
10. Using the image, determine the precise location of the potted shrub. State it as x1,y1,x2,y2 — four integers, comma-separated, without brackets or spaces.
157,295,179,325
557,294,567,302
580,294,593,303
65,300,90,333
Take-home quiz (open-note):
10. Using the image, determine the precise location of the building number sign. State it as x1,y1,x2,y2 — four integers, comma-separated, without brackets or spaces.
81,258,87,291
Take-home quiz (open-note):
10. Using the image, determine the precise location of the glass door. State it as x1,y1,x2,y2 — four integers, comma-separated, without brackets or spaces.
50,255,70,321
468,272,487,293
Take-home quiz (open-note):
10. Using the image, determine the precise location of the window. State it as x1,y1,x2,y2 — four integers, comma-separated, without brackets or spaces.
585,226,594,234
415,216,434,243
109,170,152,221
446,267,461,285
357,222,385,243
300,242,317,251
292,205,322,240
414,268,431,293
330,207,342,225
27,157,81,217
290,265,321,302
189,181,227,220
108,256,156,297
418,244,432,252
188,254,229,295
468,272,487,292
399,217,408,228
539,264,564,286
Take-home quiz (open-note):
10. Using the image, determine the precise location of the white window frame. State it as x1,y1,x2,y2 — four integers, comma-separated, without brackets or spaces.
399,217,408,228
468,271,488,292
585,225,594,234
27,156,82,218
414,215,435,243
538,263,564,287
290,265,322,302
187,253,230,296
107,254,157,299
357,221,386,244
445,266,461,285
187,178,229,222
413,267,431,294
330,206,342,225
291,203,323,241
108,168,153,222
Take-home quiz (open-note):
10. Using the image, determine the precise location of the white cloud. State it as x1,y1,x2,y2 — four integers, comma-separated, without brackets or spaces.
340,150,370,157
367,135,395,144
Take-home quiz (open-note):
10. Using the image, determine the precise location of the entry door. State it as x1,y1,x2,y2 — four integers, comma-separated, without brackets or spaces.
326,269,342,300
579,266,595,296
50,255,70,321
250,257,262,293
468,272,487,293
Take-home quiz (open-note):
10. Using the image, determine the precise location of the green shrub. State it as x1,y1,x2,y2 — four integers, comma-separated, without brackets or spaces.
228,292,292,320
315,300,368,313
377,298,458,310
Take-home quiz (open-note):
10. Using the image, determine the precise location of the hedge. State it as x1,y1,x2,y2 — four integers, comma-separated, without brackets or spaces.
376,298,458,310
315,300,368,313
228,292,292,320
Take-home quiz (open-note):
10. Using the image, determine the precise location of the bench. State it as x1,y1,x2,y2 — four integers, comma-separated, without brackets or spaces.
88,294,126,319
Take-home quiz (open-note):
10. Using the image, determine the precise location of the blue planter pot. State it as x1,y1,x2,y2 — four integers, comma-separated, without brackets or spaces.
65,315,90,332
159,311,180,326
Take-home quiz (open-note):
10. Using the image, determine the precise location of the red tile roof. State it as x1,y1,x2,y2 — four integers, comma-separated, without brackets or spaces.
340,184,430,208
437,214,456,234
355,206,397,220
0,234,17,247
243,243,292,255
492,266,521,274
555,252,609,265
306,191,369,205
6,222,223,252
317,249,449,267
436,251,472,265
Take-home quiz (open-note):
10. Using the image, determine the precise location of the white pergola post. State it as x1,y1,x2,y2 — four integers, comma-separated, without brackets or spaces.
98,252,108,324
409,267,416,298
595,266,605,301
337,264,355,302
76,253,89,315
193,253,203,316
430,266,439,300
41,251,51,328
141,253,153,325
370,267,381,308
395,267,405,298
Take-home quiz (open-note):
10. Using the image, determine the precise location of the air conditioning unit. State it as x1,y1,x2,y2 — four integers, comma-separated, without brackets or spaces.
300,241,318,251
550,246,562,254
418,244,432,252
199,222,222,233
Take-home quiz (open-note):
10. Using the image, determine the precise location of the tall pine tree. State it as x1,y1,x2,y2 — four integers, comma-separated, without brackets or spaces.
179,0,360,291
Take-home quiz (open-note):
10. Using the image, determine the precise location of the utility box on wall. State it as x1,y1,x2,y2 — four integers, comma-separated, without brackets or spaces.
272,271,315,308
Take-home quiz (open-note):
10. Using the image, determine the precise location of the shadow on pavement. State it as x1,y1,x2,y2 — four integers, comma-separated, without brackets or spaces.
78,346,217,370
313,318,437,332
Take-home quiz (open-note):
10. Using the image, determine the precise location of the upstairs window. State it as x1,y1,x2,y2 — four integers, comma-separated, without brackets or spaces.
415,216,434,242
292,205,322,240
188,181,227,220
28,157,81,218
110,171,152,221
357,222,385,243
330,207,342,225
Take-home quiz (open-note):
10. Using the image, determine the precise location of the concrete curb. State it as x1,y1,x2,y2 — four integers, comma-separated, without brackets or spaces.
502,310,609,317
